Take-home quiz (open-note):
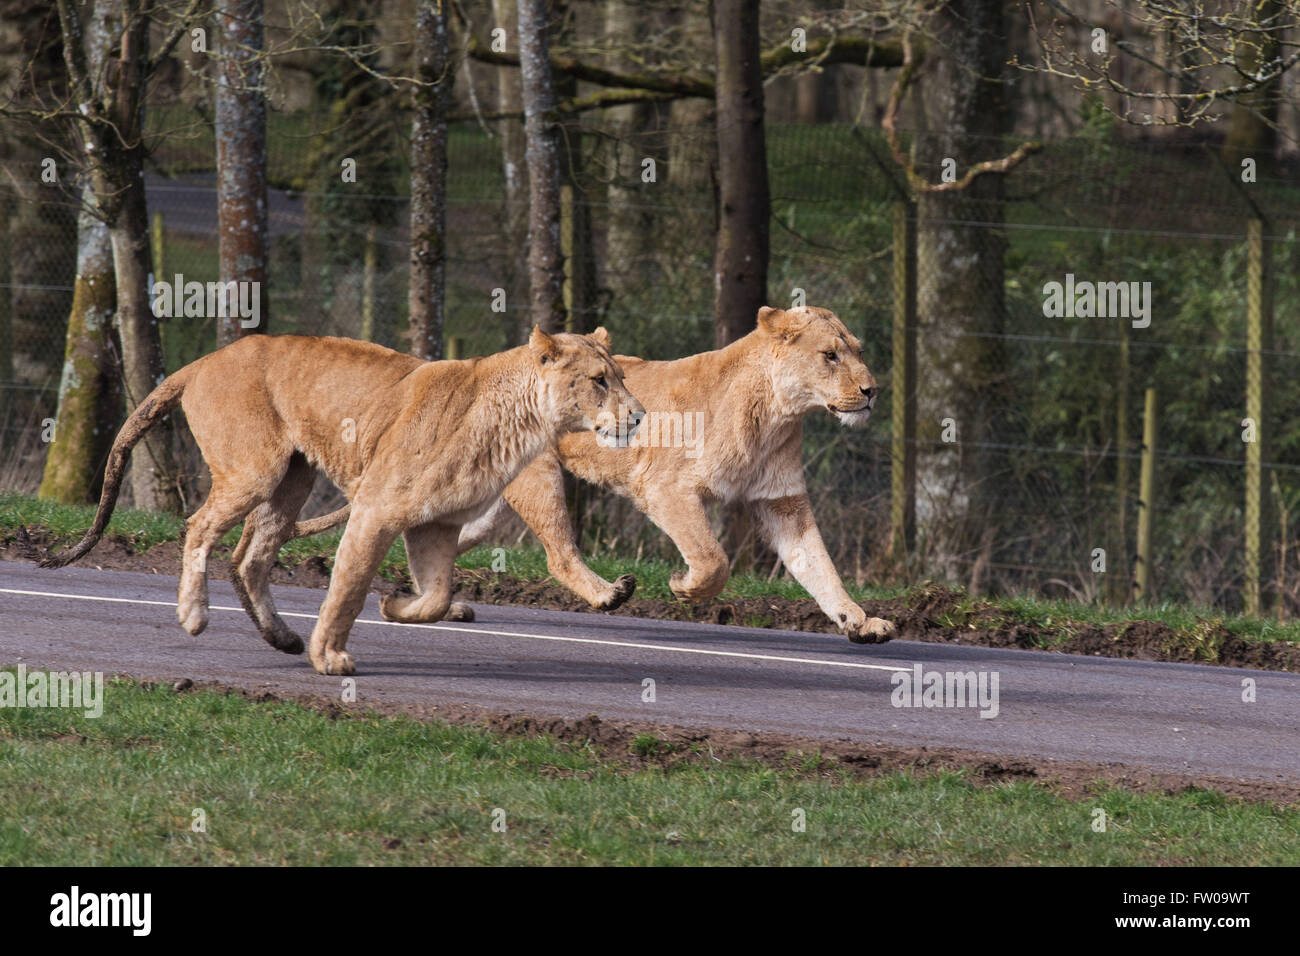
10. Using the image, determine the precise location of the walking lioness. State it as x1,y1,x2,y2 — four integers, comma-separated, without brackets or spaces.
300,307,895,643
43,329,644,674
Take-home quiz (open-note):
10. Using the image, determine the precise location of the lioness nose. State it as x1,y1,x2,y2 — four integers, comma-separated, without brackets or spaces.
861,385,879,401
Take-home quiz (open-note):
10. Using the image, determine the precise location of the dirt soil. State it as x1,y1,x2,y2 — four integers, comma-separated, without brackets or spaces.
6,524,1299,673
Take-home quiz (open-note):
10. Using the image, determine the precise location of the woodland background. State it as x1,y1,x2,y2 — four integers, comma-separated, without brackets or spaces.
3,0,1300,613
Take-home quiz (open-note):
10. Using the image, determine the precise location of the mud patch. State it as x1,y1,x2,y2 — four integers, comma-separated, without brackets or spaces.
6,525,1298,672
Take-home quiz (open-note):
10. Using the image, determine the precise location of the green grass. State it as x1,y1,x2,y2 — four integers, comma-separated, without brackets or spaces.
5,490,1300,651
1,678,1295,865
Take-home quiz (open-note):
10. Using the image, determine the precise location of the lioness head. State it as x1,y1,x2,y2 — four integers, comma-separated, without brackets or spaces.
756,305,880,426
529,325,645,444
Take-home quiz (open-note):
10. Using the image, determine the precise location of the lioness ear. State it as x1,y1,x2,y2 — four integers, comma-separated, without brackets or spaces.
588,326,612,350
529,325,562,364
756,306,787,336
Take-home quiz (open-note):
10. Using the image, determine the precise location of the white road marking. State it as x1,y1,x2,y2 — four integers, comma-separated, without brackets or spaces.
0,586,913,673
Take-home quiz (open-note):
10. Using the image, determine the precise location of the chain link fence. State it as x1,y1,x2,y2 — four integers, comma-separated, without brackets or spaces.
2,110,1298,612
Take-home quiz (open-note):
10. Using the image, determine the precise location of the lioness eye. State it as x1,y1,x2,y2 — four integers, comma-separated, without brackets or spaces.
824,351,839,363
595,375,607,389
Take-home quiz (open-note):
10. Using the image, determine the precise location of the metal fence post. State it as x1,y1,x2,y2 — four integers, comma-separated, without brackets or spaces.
1245,217,1274,616
360,223,377,342
1134,387,1157,603
890,199,917,572
561,184,575,333
151,210,164,285
0,191,12,392
1113,325,1131,605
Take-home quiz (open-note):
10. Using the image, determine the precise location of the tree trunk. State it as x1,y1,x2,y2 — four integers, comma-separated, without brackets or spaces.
39,186,121,503
409,0,452,361
710,0,769,347
913,0,1010,591
603,0,663,303
711,0,771,570
795,70,837,123
493,0,531,346
0,188,12,398
84,1,182,512
516,0,565,333
5,177,75,389
215,0,269,345
1,0,75,393
668,98,716,191
553,2,595,334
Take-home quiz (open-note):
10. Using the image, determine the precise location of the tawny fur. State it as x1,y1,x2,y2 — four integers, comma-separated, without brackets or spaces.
43,328,644,674
301,307,895,643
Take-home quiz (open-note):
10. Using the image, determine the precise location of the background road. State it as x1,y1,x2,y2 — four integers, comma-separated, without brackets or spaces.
1,562,1297,783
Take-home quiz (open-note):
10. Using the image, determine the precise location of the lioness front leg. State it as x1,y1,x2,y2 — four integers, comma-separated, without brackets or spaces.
380,521,472,623
752,495,894,643
499,455,636,610
645,492,730,604
308,509,398,675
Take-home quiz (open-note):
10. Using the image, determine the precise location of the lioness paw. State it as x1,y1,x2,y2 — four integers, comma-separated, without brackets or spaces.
264,625,305,655
445,602,475,622
847,615,896,644
378,592,404,622
178,604,208,637
836,605,895,644
320,649,356,676
596,574,636,611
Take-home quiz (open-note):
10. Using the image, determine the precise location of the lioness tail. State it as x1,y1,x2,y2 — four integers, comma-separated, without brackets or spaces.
292,505,350,539
40,369,193,569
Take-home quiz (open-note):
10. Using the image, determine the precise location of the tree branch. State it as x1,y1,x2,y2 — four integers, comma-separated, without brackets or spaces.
148,0,205,73
465,30,914,104
881,33,1041,195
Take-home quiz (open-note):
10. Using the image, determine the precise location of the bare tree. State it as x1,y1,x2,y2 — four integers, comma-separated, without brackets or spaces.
491,0,530,345
516,0,564,333
34,0,119,504
603,0,665,302
895,1,1021,592
216,0,269,345
1022,0,1300,139
711,0,769,347
409,0,452,360
52,0,193,512
466,14,909,119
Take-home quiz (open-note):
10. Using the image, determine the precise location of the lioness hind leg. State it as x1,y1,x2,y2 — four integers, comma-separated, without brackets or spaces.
178,480,270,636
502,457,636,610
230,454,316,654
381,522,468,623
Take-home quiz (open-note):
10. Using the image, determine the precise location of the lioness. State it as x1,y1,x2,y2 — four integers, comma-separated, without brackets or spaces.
300,307,896,643
43,329,644,675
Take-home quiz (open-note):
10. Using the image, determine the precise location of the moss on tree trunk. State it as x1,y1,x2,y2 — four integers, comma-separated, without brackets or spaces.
39,193,121,504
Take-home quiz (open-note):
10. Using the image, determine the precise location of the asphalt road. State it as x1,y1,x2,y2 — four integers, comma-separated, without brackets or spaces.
1,561,1297,783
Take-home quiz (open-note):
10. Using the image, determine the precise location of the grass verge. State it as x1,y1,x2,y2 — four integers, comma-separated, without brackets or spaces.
1,678,1296,865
